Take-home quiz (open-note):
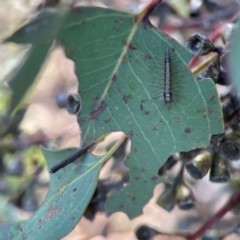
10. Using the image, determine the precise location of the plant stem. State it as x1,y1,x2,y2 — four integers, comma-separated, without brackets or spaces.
187,190,240,240
49,133,110,173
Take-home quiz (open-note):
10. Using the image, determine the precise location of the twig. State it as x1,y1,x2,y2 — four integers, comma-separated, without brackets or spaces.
187,190,240,240
49,133,109,173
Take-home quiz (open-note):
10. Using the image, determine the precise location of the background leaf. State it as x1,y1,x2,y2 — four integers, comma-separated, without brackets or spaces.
230,20,240,93
57,7,224,218
7,43,52,112
0,148,104,240
4,6,67,113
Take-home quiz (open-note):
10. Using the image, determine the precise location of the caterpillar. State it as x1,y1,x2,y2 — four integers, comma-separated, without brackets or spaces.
163,49,173,104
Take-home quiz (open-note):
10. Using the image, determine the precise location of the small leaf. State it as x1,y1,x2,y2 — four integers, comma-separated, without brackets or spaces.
0,148,104,240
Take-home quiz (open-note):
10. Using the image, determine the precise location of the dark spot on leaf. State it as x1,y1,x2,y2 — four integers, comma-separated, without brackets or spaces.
175,117,181,123
123,94,132,103
144,180,147,183
119,204,124,209
143,19,152,30
73,188,77,192
135,176,139,180
145,54,152,60
71,216,76,221
39,226,41,230
141,168,145,172
171,47,175,53
92,96,99,101
143,110,150,115
134,148,138,152
105,118,111,124
66,47,73,55
151,176,158,181
58,177,61,180
128,43,137,50
127,130,134,138
112,74,117,83
151,125,157,130
92,23,95,27
81,21,86,25
131,196,136,201
90,100,107,120
185,127,191,133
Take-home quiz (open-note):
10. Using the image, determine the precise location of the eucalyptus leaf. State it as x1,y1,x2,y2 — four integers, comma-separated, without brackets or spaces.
0,148,104,240
57,7,223,218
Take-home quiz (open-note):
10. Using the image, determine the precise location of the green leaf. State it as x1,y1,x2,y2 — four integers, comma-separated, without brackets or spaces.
57,7,224,218
0,148,103,240
7,43,52,113
4,6,68,113
230,20,240,93
4,8,63,45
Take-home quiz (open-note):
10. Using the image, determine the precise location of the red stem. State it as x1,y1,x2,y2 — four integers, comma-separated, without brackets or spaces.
187,190,240,240
143,0,163,18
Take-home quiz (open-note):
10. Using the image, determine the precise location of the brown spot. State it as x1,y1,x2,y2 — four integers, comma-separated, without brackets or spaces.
92,96,99,101
123,94,131,103
66,47,73,55
90,100,107,120
175,117,181,123
141,168,146,172
151,125,157,130
128,43,137,50
151,176,158,181
119,204,124,209
73,188,77,192
143,110,150,115
105,118,111,124
145,54,152,60
112,74,117,83
131,196,136,201
135,176,139,180
127,130,134,138
185,127,191,133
